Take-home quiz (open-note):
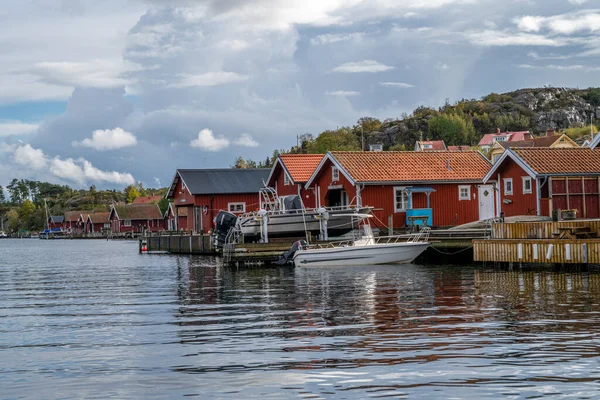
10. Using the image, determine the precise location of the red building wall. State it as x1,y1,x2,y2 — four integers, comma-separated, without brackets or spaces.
551,177,600,218
272,166,317,208
312,159,358,208
110,217,164,233
361,183,481,228
496,160,538,217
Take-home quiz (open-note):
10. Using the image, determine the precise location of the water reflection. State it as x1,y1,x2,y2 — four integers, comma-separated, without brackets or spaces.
1,240,600,399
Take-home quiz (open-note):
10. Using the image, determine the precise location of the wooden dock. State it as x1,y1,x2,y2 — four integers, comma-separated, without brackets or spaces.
474,220,600,265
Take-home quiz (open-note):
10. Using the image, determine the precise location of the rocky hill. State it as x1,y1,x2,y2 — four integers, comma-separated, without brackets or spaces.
365,87,600,148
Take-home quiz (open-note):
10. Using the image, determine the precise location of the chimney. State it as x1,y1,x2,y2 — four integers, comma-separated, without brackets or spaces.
546,129,555,137
497,128,501,134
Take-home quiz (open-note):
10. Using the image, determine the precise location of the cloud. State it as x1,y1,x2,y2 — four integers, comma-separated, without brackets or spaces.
235,133,259,147
310,32,364,45
514,11,600,35
379,82,415,88
169,72,249,88
0,121,39,137
27,60,140,89
467,30,566,46
73,127,138,151
332,60,394,73
190,128,230,151
517,63,600,71
13,144,48,170
325,90,361,96
10,143,135,186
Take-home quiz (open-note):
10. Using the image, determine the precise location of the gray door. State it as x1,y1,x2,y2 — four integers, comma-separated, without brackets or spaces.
194,207,203,233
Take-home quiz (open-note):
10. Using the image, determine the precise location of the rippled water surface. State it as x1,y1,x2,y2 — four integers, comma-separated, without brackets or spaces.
2,240,600,399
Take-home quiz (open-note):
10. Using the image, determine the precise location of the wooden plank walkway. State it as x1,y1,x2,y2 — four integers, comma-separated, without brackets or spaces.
474,239,600,264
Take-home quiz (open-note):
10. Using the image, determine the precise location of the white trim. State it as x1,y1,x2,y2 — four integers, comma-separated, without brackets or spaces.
332,166,340,182
393,186,411,212
458,185,471,201
124,219,132,227
504,178,513,196
228,202,246,213
283,171,291,186
483,148,537,183
522,176,532,194
305,153,356,188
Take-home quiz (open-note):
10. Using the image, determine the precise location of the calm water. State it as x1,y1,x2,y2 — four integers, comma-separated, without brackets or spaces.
1,240,600,399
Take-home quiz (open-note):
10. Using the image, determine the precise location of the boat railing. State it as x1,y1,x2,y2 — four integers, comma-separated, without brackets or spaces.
238,204,368,219
306,229,430,250
223,226,242,263
407,227,431,243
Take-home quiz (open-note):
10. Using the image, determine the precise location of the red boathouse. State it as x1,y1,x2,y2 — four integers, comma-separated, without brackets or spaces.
86,212,111,234
166,169,270,233
305,151,494,228
484,147,600,218
266,154,324,208
109,204,165,233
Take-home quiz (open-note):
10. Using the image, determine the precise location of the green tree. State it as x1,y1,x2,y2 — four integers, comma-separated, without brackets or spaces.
564,125,598,140
158,197,169,216
427,113,476,145
307,129,361,153
124,185,141,203
20,199,36,217
6,209,19,232
494,114,530,132
0,186,5,204
233,156,248,169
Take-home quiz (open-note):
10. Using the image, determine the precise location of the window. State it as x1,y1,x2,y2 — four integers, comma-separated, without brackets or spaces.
522,177,532,194
228,202,246,213
283,172,291,186
493,136,507,142
504,178,513,196
394,187,412,212
369,144,383,152
422,143,432,149
459,185,471,201
103,223,111,229
123,219,132,227
332,166,339,182
492,154,502,164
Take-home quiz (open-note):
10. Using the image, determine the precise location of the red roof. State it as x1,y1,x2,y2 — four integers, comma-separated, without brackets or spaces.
279,154,324,183
479,131,530,146
417,140,446,151
327,151,491,183
513,148,600,175
132,195,163,204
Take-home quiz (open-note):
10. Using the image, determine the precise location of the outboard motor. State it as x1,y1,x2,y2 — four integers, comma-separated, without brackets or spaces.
277,240,308,265
213,211,238,250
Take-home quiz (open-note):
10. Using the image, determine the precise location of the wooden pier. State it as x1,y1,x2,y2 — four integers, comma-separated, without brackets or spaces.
474,220,600,265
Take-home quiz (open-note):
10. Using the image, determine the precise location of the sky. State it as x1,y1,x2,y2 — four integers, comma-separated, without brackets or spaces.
1,0,599,190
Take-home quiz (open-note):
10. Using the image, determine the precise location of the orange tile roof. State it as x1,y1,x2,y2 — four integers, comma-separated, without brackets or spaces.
513,148,600,174
417,140,446,150
447,145,471,151
132,195,163,204
280,154,324,183
330,151,491,183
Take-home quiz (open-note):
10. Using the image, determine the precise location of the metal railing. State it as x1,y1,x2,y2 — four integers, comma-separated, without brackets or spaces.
305,228,431,250
222,226,242,264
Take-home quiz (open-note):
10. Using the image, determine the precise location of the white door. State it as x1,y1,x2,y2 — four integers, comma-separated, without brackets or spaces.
478,185,495,220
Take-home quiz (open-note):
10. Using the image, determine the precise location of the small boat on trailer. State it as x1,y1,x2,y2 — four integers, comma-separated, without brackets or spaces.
286,216,431,267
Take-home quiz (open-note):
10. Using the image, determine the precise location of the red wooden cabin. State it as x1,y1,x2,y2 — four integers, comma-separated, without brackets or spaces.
484,147,600,218
305,151,494,229
166,169,270,233
86,212,111,234
164,202,177,231
48,216,64,230
109,204,165,233
266,154,324,209
63,211,89,232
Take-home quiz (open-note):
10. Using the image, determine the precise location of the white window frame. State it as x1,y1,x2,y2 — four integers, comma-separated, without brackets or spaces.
332,166,339,182
393,187,412,212
283,172,291,186
458,185,471,201
123,219,132,227
422,143,432,149
504,178,513,196
103,223,111,229
522,176,532,194
228,202,246,213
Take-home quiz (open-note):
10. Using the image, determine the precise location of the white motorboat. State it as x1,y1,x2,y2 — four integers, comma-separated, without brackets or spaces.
290,218,430,267
0,231,7,238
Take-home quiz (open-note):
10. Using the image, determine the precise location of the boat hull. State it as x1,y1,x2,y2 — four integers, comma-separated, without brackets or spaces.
239,207,373,238
293,242,430,267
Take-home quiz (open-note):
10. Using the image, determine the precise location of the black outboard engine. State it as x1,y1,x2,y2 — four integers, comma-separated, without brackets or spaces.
213,211,238,251
277,240,308,265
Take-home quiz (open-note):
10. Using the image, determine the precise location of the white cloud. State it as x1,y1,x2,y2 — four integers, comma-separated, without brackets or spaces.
568,0,588,3
13,144,48,170
332,60,394,73
28,60,140,88
310,32,364,45
517,63,600,71
169,72,249,88
73,127,138,151
235,133,260,147
379,82,415,88
325,90,361,96
436,62,449,71
190,128,230,151
467,30,566,46
514,11,600,35
0,121,39,137
10,143,135,186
